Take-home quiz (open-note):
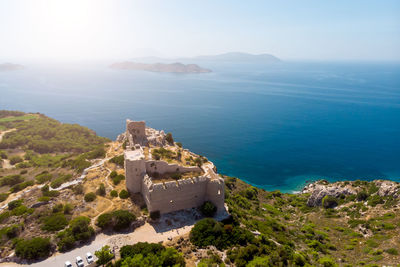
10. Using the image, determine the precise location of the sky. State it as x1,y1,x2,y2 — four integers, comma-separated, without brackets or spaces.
0,0,399,62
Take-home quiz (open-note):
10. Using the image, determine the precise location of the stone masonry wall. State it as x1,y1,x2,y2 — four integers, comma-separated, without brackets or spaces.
145,160,202,176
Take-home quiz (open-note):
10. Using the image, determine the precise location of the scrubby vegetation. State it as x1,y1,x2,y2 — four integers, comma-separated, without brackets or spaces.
117,242,185,267
96,209,136,231
56,216,94,252
188,177,400,266
15,237,52,260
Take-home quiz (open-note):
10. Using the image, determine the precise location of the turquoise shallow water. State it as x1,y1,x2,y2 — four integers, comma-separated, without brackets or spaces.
1,61,399,192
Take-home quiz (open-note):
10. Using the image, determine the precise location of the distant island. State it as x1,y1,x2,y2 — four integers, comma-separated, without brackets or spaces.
109,61,212,73
132,52,281,64
0,63,24,71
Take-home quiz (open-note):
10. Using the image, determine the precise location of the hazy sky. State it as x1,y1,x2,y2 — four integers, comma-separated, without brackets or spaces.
0,0,399,62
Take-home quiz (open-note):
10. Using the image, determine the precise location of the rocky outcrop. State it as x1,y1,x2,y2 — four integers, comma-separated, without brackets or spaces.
375,180,400,198
302,182,356,207
302,180,400,207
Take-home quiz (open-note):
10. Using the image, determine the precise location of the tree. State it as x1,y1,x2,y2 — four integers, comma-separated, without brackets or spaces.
85,192,97,202
97,183,106,196
110,190,118,198
15,237,51,260
322,195,338,209
95,245,114,266
165,132,174,144
119,190,130,199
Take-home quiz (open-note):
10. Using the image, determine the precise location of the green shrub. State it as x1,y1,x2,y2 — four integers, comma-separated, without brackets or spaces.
5,224,22,239
50,174,72,188
109,155,124,167
119,189,130,199
356,191,369,201
112,174,125,185
200,201,217,217
385,248,398,255
165,132,174,144
0,193,9,202
67,216,94,241
52,203,64,213
15,237,52,260
41,213,68,231
35,172,53,184
0,174,24,186
322,195,338,209
0,150,7,159
110,170,117,178
84,192,97,202
96,213,114,229
176,142,182,148
8,199,23,210
96,183,106,196
96,210,135,231
63,203,73,214
190,218,253,250
10,180,34,193
9,155,23,165
73,184,84,195
110,190,118,198
318,256,337,267
368,195,384,207
119,242,184,267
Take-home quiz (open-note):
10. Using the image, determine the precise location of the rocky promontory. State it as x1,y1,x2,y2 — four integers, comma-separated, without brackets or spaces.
110,61,211,73
302,179,400,207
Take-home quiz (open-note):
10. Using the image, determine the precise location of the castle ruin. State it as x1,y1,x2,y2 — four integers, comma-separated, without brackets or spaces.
124,119,225,214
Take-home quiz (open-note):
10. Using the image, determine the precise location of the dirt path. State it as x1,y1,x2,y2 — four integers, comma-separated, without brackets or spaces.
0,129,16,169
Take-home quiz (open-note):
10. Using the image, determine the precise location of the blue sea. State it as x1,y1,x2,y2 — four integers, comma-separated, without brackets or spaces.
1,61,399,192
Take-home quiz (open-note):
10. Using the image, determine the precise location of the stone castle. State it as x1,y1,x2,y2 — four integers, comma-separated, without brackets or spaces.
124,119,225,214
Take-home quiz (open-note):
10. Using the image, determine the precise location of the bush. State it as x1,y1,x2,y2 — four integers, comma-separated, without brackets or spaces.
110,170,117,179
368,194,384,207
0,174,24,186
176,142,182,148
95,245,114,266
165,132,174,144
385,248,398,255
64,203,73,214
6,224,22,239
8,199,23,210
73,184,84,195
119,242,184,267
96,210,136,231
96,183,106,196
322,196,338,209
10,180,34,193
50,174,72,188
109,155,124,167
200,201,217,217
96,213,114,229
15,237,52,260
52,203,64,213
119,190,130,199
190,218,253,250
9,155,23,165
110,190,118,198
41,213,68,231
84,192,97,202
68,216,94,241
318,256,337,267
35,172,53,184
356,191,369,201
0,193,9,202
112,174,125,185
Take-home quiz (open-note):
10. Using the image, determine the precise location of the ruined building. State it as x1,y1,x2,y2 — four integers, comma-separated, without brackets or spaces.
124,119,225,214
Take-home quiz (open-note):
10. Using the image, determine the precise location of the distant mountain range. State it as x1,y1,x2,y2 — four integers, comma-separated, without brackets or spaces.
109,62,211,73
0,63,24,71
132,52,281,64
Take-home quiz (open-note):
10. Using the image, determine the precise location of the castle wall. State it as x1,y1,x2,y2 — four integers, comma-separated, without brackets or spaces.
142,176,209,214
126,120,146,145
125,158,146,193
205,177,225,210
145,160,201,176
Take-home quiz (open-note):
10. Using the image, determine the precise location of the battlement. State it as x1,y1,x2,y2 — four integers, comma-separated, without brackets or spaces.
124,119,225,214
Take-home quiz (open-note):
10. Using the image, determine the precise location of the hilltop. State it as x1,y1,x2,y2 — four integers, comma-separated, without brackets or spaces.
0,111,399,266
